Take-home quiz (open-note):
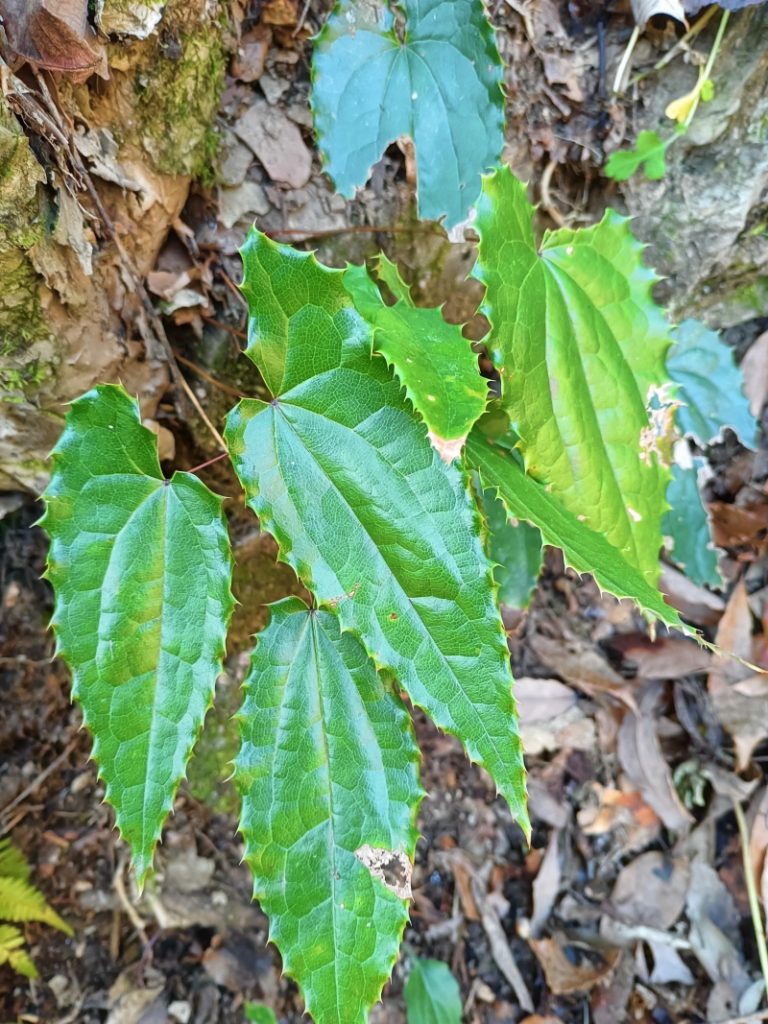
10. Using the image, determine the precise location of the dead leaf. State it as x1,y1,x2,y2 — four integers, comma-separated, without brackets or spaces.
530,829,561,937
591,951,634,1024
659,565,725,628
631,0,687,24
710,500,768,550
0,0,108,81
578,785,661,851
530,635,635,709
530,935,621,995
609,633,712,680
516,677,578,723
609,851,690,929
742,331,768,421
708,581,767,769
261,0,298,25
748,787,768,907
647,942,694,985
685,861,750,998
617,684,693,833
233,99,312,189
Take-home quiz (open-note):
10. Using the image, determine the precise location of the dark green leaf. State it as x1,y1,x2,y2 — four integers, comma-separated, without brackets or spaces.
480,485,543,609
41,385,234,885
311,0,504,226
404,957,462,1024
236,598,422,1024
664,457,721,589
227,231,528,831
668,318,758,447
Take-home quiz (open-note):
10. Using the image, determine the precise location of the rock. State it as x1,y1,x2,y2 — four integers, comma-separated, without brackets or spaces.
234,99,312,189
218,181,270,229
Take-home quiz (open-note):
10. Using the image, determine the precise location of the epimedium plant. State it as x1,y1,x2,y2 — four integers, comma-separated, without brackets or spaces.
36,1,753,1020
41,166,693,1024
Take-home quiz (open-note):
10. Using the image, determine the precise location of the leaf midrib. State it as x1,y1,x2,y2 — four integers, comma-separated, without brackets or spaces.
271,401,517,786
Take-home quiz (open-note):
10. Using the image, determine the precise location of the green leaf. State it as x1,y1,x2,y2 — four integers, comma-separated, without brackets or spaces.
474,167,672,582
343,255,487,454
0,839,30,882
667,318,758,447
465,425,683,630
227,231,528,832
235,598,422,1024
404,957,462,1024
41,385,235,886
480,485,543,609
0,876,72,935
245,1004,278,1024
0,925,37,979
604,130,669,182
664,456,721,589
311,0,504,226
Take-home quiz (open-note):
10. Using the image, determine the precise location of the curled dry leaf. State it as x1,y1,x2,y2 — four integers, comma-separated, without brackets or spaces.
0,0,108,81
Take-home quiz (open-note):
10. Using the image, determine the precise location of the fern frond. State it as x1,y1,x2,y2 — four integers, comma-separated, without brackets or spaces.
0,876,72,935
0,924,38,978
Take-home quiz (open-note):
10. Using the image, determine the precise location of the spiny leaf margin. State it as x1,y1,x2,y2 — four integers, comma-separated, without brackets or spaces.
41,385,235,886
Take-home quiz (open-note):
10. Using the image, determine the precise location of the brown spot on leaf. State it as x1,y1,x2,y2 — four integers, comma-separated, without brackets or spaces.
354,844,412,899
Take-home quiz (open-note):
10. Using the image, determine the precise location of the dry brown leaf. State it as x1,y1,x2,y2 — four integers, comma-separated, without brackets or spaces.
742,331,768,421
578,785,662,847
233,100,312,189
530,936,621,996
685,861,750,998
515,677,577,724
530,829,561,937
0,0,108,81
591,951,634,1024
609,851,690,929
530,635,636,709
617,685,693,833
708,581,767,770
748,787,768,905
608,633,711,680
659,565,725,628
710,499,768,550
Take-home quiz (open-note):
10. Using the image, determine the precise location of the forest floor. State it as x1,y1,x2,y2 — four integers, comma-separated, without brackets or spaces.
2,1,768,1022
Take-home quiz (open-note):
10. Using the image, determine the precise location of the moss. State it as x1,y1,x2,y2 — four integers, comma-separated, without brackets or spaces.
133,16,227,179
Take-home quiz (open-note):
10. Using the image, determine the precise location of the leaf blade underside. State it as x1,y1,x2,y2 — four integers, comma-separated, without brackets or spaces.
41,385,234,885
473,167,672,582
311,0,505,226
226,231,529,832
236,598,422,1024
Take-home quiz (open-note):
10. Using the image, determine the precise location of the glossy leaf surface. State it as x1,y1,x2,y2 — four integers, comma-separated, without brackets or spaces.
236,599,422,1024
42,385,234,884
311,0,504,225
474,167,672,581
404,957,462,1024
344,255,487,453
226,231,528,830
465,426,683,630
668,318,757,446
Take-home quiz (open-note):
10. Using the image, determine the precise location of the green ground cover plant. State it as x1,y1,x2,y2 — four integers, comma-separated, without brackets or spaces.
38,1,757,1020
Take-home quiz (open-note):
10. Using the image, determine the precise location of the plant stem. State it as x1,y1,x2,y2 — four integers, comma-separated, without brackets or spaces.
733,798,768,1003
683,9,730,129
612,25,641,95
